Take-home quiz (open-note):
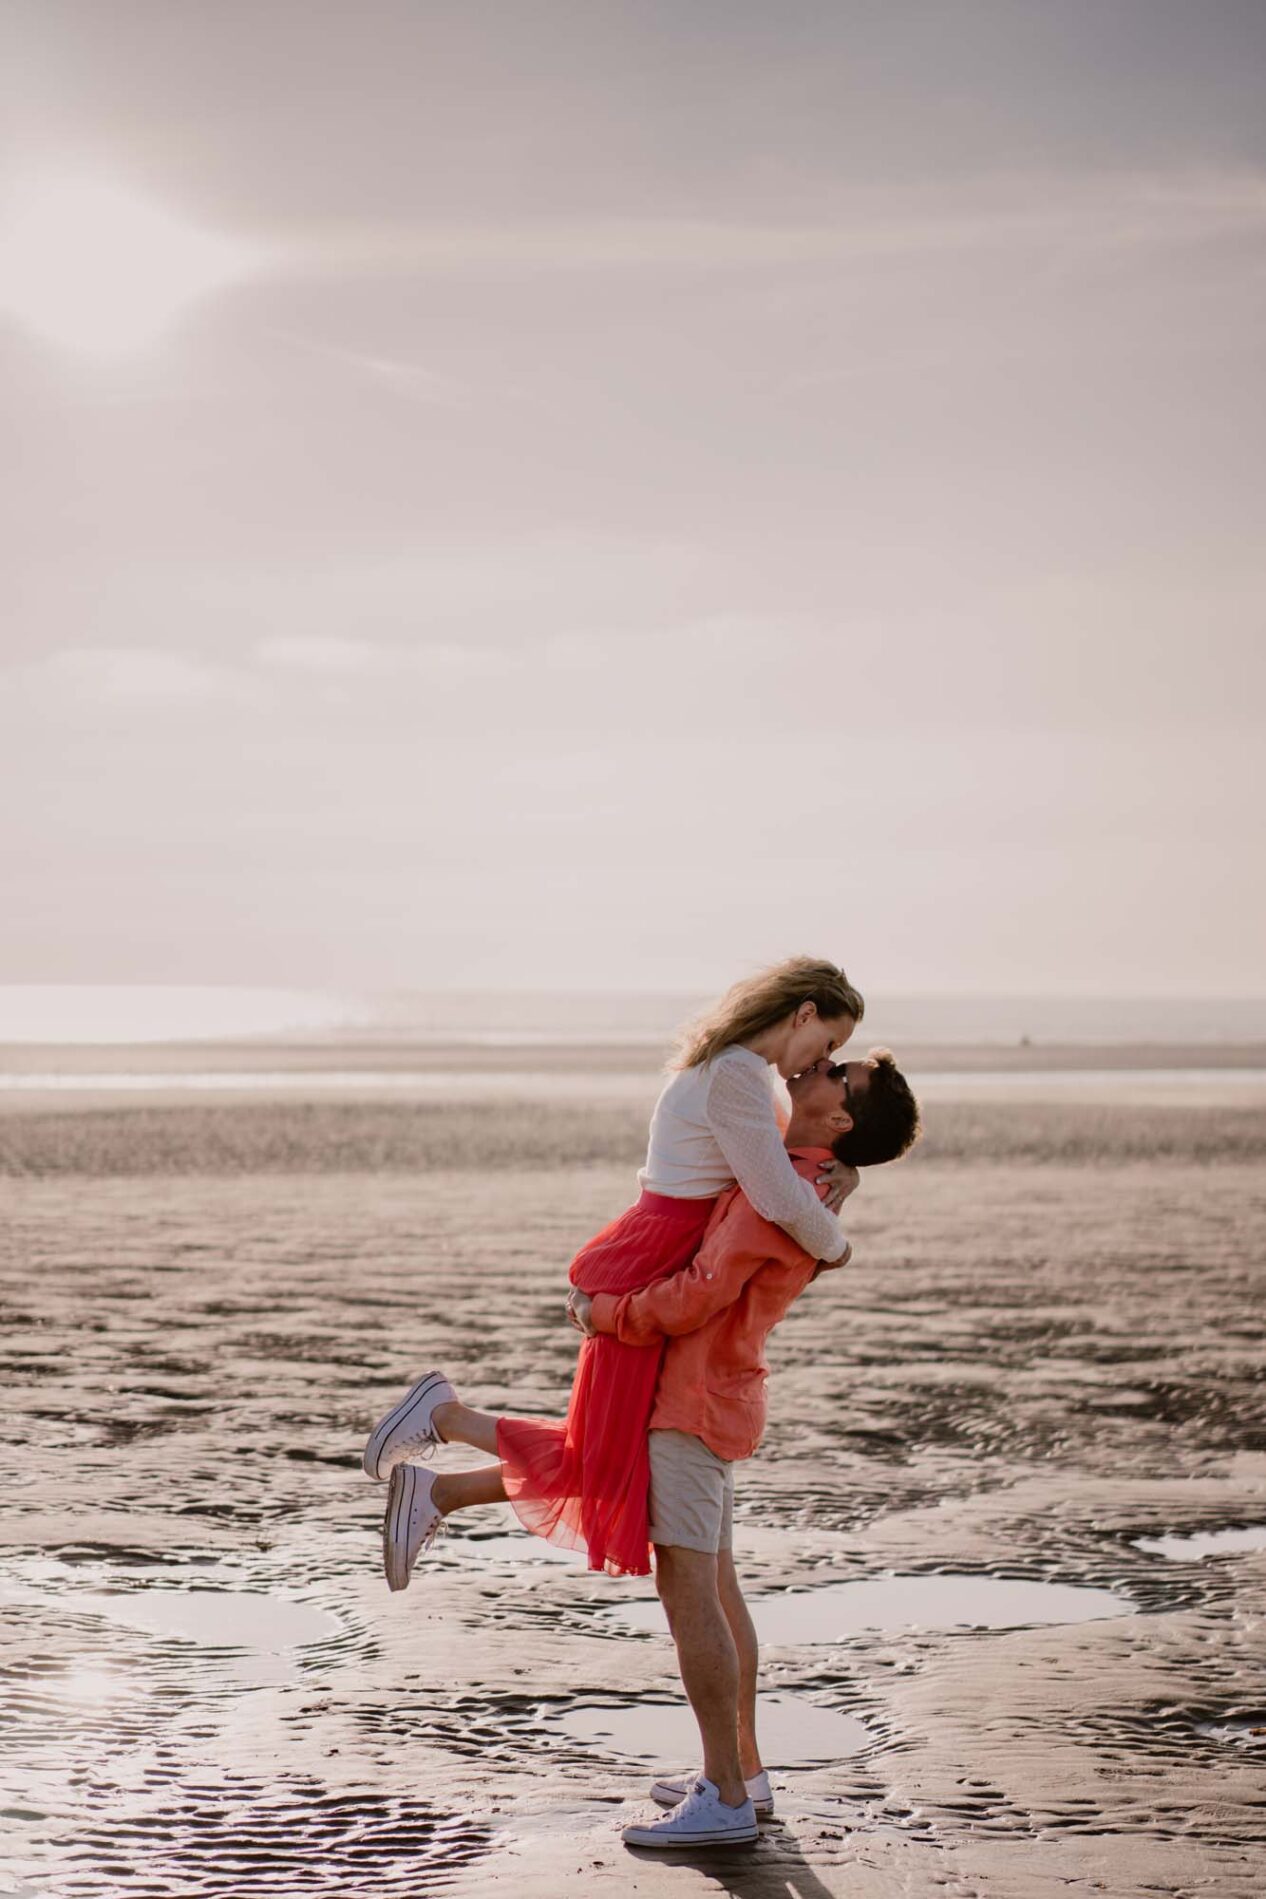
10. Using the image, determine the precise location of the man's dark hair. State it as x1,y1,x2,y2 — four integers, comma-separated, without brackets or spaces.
830,1047,921,1167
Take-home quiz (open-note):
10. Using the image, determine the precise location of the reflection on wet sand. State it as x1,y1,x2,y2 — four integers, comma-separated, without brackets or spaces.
45,1583,341,1650
1132,1525,1266,1561
553,1690,871,1767
613,1573,1134,1641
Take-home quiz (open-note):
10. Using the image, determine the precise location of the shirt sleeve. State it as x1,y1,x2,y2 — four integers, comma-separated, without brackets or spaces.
589,1211,768,1344
704,1054,848,1262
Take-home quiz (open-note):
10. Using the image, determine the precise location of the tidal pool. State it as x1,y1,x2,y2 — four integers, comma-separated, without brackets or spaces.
612,1573,1135,1641
552,1690,870,1767
1133,1526,1266,1561
58,1585,342,1650
1195,1716,1266,1749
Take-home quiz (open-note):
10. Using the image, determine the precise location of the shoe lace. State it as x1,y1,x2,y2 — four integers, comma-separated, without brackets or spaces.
399,1432,439,1463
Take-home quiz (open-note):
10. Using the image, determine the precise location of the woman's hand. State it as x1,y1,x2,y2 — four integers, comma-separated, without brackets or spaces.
567,1288,597,1337
811,1239,853,1281
816,1158,860,1212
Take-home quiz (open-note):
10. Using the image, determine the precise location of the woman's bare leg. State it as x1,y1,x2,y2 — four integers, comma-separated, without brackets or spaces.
431,1466,507,1515
432,1399,499,1457
427,1400,506,1514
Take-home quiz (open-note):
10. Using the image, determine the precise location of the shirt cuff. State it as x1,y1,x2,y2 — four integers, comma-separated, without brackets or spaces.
588,1292,621,1335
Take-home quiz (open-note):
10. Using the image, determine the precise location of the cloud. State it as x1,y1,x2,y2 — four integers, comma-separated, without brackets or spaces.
15,645,254,705
273,169,1266,281
262,328,458,401
254,635,376,675
253,634,512,679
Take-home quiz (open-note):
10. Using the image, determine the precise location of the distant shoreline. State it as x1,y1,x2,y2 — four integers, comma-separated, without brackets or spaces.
1,1038,1264,1076
2,1040,1264,1121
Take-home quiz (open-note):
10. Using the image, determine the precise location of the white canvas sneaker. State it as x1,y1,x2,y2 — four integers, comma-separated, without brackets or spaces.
382,1464,444,1592
651,1768,773,1819
363,1370,457,1481
622,1776,758,1849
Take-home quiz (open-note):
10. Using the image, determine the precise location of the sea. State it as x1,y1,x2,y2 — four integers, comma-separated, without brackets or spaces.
2,985,1265,1047
0,986,1263,1108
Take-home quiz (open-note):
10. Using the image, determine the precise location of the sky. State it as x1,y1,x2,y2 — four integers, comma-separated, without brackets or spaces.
1,1,1263,997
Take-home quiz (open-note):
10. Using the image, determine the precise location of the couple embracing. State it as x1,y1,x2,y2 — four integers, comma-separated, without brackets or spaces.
362,957,920,1850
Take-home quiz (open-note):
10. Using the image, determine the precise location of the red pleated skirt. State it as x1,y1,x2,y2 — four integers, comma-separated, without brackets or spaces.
495,1190,719,1577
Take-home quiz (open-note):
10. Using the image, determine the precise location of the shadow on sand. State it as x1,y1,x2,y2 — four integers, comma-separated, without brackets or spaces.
624,1817,845,1898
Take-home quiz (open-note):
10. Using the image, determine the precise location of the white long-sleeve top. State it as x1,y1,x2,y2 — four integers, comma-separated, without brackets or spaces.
637,1043,848,1262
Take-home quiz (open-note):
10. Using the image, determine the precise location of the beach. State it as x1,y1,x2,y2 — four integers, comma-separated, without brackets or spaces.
2,1051,1265,1896
8,0,1264,1886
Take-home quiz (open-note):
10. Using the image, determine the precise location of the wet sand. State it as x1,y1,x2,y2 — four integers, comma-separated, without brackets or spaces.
2,1092,1265,1896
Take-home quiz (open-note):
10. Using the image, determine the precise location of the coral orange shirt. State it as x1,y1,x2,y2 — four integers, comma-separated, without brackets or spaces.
588,1149,834,1462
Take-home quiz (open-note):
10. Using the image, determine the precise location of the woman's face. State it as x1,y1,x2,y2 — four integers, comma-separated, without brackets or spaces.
778,1007,857,1080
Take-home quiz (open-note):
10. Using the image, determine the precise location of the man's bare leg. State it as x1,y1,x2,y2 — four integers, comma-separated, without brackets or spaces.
654,1544,747,1808
717,1550,763,1780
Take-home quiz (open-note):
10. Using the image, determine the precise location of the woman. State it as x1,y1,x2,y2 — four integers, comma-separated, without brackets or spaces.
364,955,862,1584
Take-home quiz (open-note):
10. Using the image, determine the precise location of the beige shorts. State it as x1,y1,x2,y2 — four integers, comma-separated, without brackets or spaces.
647,1428,734,1554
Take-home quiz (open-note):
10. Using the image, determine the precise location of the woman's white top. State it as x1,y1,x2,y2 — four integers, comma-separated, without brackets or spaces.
637,1043,848,1262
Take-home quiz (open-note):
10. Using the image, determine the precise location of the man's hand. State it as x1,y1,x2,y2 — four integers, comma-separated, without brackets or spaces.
567,1287,597,1337
815,1159,860,1211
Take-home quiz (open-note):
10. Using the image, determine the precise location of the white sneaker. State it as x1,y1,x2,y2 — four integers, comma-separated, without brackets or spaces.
651,1768,773,1819
363,1370,456,1481
382,1464,443,1592
622,1776,758,1849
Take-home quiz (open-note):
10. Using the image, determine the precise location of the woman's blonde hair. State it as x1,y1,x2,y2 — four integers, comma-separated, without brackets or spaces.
674,956,865,1069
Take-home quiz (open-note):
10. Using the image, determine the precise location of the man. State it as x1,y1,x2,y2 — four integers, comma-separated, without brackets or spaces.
568,1050,920,1850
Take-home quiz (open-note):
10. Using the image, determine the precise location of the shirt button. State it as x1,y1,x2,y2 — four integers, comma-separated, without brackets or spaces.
704,1272,713,1280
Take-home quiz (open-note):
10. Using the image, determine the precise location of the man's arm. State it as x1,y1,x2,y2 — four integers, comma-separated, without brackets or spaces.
586,1208,797,1346
586,1251,761,1345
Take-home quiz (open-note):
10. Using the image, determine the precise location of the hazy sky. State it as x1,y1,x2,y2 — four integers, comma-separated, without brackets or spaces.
2,2,1263,996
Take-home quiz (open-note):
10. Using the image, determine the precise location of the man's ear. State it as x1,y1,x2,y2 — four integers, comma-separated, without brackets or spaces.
827,1107,854,1135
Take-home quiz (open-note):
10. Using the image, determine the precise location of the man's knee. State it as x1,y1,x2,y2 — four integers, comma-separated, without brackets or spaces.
716,1549,747,1612
654,1542,720,1612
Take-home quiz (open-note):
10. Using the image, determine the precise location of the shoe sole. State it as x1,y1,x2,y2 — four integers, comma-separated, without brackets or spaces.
623,1826,759,1849
364,1372,451,1481
383,1465,417,1592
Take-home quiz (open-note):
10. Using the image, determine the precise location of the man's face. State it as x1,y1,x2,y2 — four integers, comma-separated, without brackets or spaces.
786,1058,873,1137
